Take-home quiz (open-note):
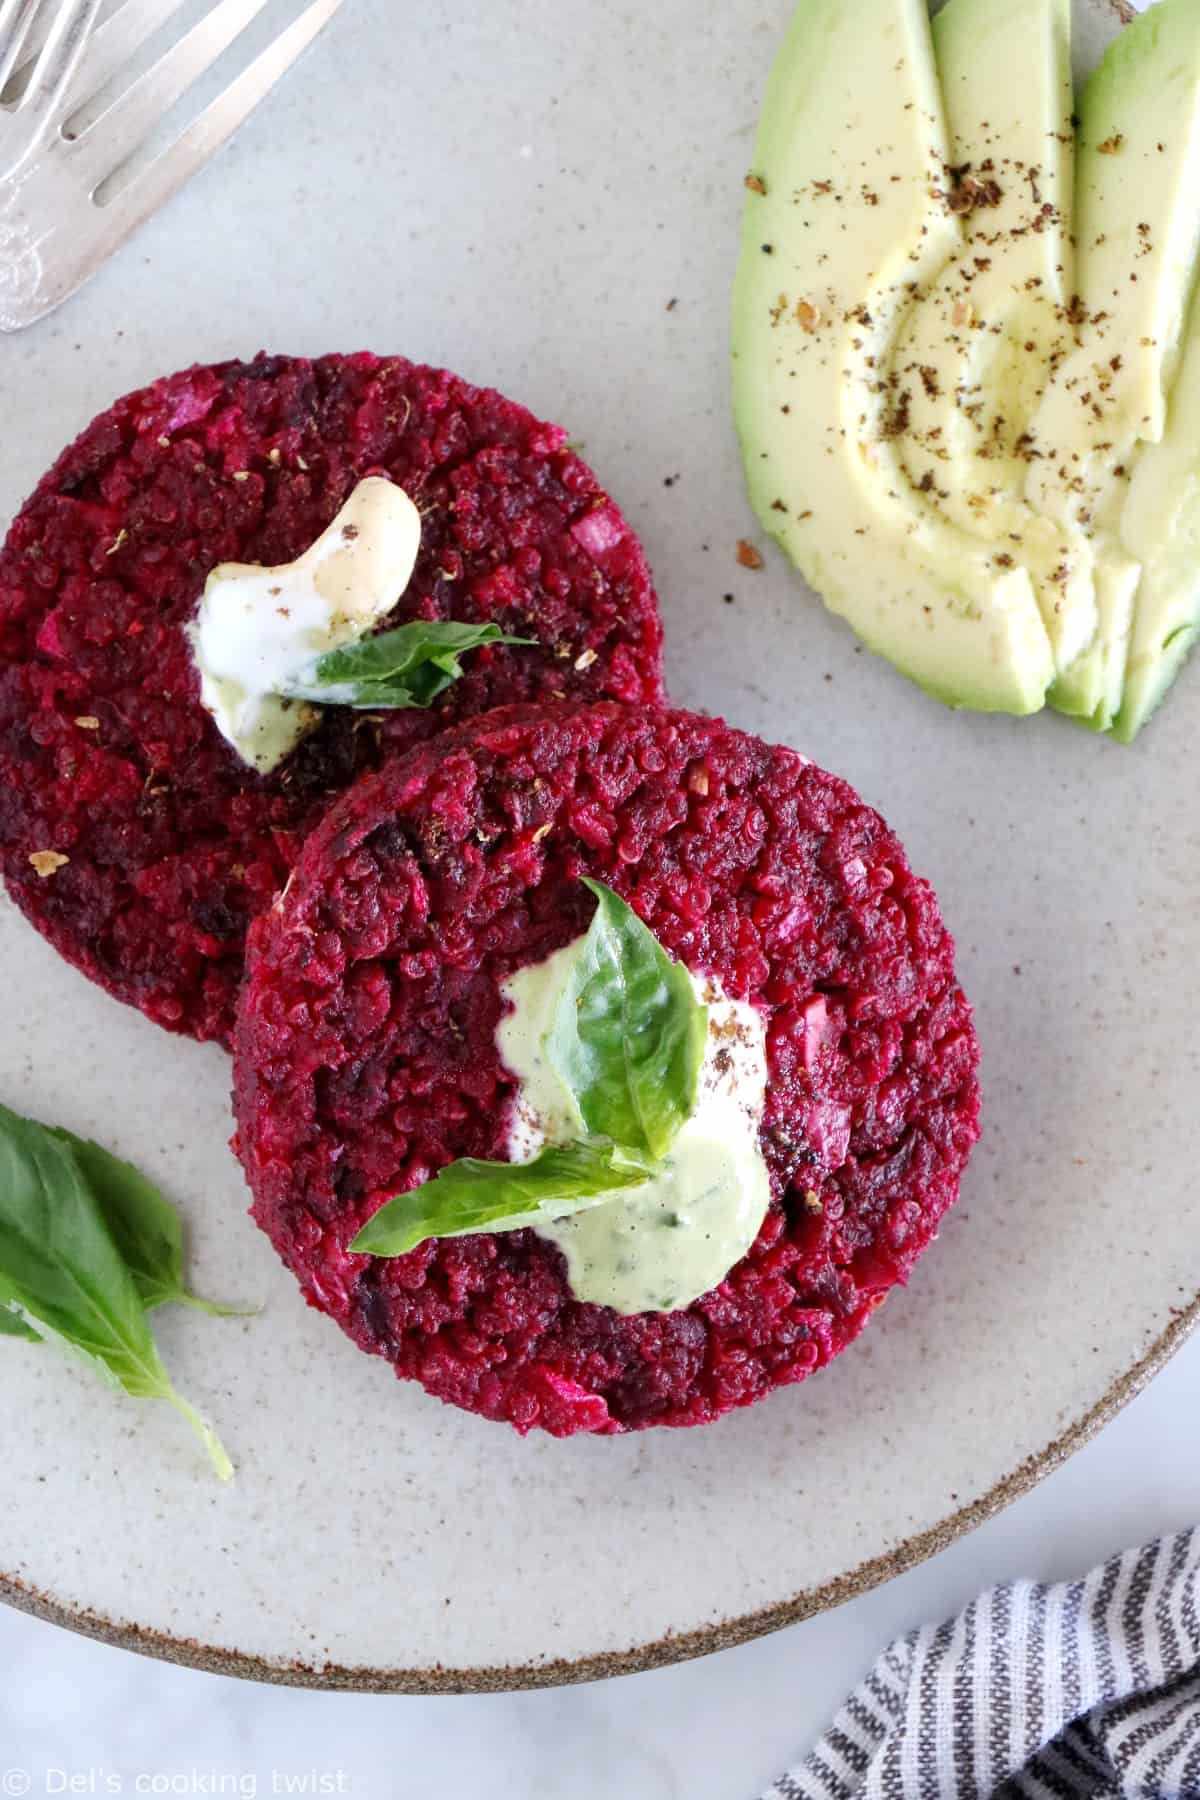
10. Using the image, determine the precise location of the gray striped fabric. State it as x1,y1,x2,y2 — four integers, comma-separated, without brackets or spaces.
764,1530,1200,1800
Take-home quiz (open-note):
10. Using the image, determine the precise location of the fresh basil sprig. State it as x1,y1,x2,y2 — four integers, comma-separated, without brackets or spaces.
285,620,532,711
0,1103,238,1479
50,1128,244,1317
549,878,709,1162
351,1140,652,1257
350,883,709,1259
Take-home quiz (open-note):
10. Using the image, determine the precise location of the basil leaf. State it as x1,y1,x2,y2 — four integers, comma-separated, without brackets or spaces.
547,880,709,1162
0,1105,232,1480
350,1138,650,1258
287,621,531,711
49,1130,246,1317
0,1304,39,1340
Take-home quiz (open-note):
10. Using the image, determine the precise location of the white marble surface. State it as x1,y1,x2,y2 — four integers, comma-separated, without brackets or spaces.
1,1331,1197,1799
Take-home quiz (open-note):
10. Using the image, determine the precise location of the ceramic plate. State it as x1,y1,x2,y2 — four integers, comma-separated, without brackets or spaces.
2,0,1194,1693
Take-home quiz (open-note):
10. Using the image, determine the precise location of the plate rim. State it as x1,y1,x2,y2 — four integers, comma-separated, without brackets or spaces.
3,1294,1195,1693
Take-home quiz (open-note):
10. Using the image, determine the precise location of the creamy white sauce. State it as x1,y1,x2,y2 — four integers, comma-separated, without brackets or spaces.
497,939,772,1315
188,477,421,772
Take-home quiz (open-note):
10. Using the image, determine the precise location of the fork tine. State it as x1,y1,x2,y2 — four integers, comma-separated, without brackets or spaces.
71,0,193,107
19,0,102,130
100,0,341,214
74,0,271,176
0,0,41,96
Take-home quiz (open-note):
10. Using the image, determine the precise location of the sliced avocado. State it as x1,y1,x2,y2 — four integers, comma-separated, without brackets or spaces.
1025,0,1200,729
891,0,1096,672
1048,550,1141,726
732,0,1054,715
1113,273,1200,740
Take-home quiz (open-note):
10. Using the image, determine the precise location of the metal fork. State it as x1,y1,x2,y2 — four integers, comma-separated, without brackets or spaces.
0,0,343,332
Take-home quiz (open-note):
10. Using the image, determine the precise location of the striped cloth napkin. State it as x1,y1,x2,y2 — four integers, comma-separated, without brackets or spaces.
764,1530,1200,1800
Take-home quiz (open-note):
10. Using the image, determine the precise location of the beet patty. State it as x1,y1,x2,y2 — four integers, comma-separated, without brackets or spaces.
0,353,664,1045
232,702,980,1437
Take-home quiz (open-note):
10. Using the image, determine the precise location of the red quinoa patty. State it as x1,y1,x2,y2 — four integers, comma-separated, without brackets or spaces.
233,702,980,1437
0,353,664,1044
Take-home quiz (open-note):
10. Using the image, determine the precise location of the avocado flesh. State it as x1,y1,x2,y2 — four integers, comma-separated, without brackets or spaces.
1049,550,1142,725
1113,273,1200,741
1025,0,1200,729
732,0,1054,715
891,0,1096,673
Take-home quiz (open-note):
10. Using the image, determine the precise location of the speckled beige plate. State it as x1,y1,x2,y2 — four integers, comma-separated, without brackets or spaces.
2,0,1193,1693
